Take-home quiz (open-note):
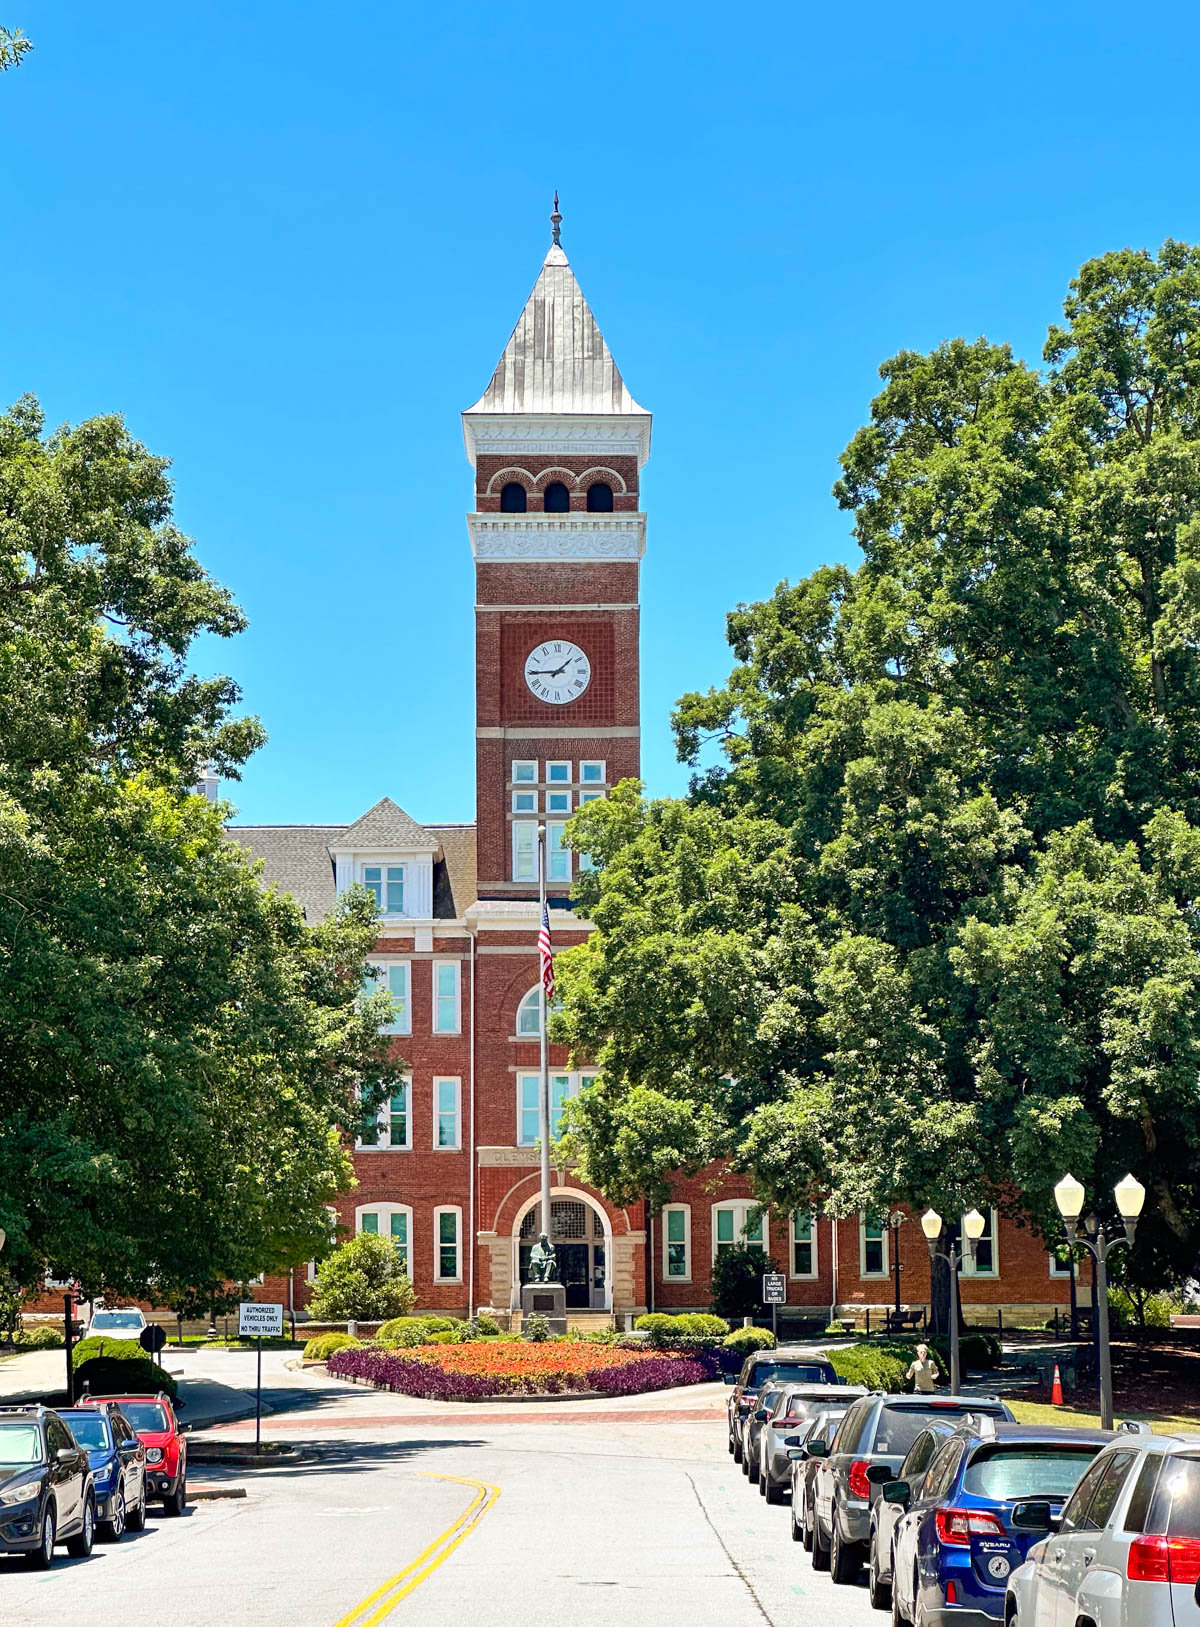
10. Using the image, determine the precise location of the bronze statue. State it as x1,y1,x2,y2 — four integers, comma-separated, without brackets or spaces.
528,1232,559,1283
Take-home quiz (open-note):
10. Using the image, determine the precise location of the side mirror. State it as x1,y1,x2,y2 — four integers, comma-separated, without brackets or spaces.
866,1463,893,1485
783,1435,801,1447
806,1439,829,1459
787,1448,808,1461
754,1409,769,1423
722,1374,738,1386
883,1481,911,1506
56,1448,76,1464
1010,1501,1054,1533
118,1440,139,1455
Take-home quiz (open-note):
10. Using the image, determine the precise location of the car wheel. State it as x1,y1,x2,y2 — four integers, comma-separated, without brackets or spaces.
869,1533,891,1610
758,1466,767,1496
811,1508,831,1572
26,1504,56,1570
127,1477,148,1532
733,1434,743,1464
792,1498,805,1541
803,1494,814,1551
102,1485,126,1542
831,1512,862,1585
766,1477,784,1506
164,1477,186,1517
728,1431,736,1456
66,1492,95,1558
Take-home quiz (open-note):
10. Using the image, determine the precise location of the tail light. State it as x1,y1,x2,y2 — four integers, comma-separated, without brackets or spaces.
936,1508,1006,1546
1128,1536,1200,1584
849,1461,872,1499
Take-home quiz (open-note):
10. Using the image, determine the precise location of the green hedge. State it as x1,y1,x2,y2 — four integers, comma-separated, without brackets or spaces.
303,1331,362,1361
377,1316,462,1348
13,1325,64,1349
71,1337,176,1400
827,1344,908,1390
635,1313,729,1343
722,1326,775,1356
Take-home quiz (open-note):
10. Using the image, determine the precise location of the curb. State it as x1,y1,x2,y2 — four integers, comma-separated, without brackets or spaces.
189,1485,248,1501
189,1447,312,1466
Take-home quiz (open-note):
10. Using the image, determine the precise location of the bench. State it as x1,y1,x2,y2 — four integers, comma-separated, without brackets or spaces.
885,1308,924,1334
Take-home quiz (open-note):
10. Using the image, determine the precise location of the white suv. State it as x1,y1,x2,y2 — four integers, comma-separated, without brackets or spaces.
1006,1432,1200,1627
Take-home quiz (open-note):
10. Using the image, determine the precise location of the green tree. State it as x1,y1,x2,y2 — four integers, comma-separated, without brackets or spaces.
709,1243,779,1322
556,242,1200,1300
0,397,403,1301
306,1233,417,1323
0,27,30,72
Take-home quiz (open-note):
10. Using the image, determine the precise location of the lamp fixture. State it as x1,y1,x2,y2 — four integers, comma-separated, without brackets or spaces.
920,1208,943,1246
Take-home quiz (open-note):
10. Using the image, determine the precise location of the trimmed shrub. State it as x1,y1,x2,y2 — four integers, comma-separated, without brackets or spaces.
71,1337,177,1400
428,1330,458,1344
306,1233,416,1323
722,1326,775,1356
473,1313,501,1337
635,1312,729,1342
302,1332,361,1361
15,1325,65,1349
827,1344,907,1391
710,1242,782,1321
523,1314,551,1342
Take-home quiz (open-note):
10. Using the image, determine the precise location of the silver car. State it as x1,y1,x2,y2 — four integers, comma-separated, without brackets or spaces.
758,1385,867,1504
1006,1432,1200,1627
792,1408,853,1546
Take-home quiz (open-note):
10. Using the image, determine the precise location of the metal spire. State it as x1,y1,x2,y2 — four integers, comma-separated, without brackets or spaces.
550,191,562,246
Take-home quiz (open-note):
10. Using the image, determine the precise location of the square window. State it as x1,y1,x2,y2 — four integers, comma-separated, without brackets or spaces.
546,791,571,814
360,1213,378,1234
512,791,537,813
579,790,603,804
433,963,460,1033
546,761,570,783
580,761,605,783
512,761,537,783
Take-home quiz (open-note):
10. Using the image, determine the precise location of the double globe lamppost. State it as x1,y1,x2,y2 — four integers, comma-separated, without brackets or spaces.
1053,1172,1146,1429
920,1206,988,1396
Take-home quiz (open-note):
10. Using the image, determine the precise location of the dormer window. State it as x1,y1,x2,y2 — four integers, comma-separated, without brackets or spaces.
364,864,405,915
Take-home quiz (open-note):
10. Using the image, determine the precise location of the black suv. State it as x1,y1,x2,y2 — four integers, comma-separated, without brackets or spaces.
808,1392,1014,1584
725,1349,840,1462
0,1405,96,1568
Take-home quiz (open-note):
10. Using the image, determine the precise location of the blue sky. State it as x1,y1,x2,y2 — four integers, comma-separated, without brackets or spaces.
4,3,1200,825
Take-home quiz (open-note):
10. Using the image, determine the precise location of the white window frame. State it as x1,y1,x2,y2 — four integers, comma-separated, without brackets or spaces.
579,760,606,785
512,789,538,813
711,1202,768,1261
511,760,537,784
544,788,572,816
662,1203,691,1282
516,1071,593,1146
790,1210,818,1280
355,1202,412,1278
307,1206,339,1282
546,821,570,883
432,960,461,1034
356,1076,412,1151
859,1214,889,1278
962,1207,999,1277
433,1205,462,1282
545,760,571,784
433,1076,461,1150
516,986,543,1037
365,960,411,1035
361,862,406,917
512,820,537,882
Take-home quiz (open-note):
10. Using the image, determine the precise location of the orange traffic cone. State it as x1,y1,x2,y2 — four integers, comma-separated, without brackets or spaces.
1051,1362,1064,1405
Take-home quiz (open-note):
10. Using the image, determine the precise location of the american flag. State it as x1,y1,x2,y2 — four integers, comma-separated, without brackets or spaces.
538,902,554,1001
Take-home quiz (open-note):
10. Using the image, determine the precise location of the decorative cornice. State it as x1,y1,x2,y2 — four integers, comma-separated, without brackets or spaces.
467,513,645,561
462,414,652,470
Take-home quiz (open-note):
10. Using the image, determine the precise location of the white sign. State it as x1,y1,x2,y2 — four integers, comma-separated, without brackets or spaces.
762,1273,787,1305
238,1301,284,1338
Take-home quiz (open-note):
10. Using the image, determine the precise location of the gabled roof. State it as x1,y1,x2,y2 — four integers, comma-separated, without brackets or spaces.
465,244,648,417
332,797,439,852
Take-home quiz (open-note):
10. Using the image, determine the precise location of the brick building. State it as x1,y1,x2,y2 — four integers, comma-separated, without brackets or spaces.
230,221,1078,1329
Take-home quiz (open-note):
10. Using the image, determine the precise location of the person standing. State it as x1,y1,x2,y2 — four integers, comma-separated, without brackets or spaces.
906,1343,941,1393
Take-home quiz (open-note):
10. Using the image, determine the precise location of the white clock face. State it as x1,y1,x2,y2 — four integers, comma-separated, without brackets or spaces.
524,639,591,705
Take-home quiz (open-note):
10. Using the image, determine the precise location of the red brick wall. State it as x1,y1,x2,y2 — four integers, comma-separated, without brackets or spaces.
475,453,639,510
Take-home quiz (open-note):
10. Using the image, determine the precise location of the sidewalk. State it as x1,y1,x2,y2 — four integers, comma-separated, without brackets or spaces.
0,1345,263,1429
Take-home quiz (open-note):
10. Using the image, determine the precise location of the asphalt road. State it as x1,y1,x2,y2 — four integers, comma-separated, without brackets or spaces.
0,1354,878,1627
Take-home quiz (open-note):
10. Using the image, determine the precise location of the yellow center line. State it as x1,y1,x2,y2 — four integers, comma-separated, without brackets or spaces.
331,1473,501,1627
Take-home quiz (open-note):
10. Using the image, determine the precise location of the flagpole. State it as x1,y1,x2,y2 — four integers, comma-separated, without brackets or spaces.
537,823,552,1257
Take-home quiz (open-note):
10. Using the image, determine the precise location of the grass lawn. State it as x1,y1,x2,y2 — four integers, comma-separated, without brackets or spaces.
1009,1398,1199,1434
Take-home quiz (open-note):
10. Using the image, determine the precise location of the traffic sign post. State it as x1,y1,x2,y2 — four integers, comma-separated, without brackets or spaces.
762,1272,786,1344
139,1323,167,1356
238,1302,283,1453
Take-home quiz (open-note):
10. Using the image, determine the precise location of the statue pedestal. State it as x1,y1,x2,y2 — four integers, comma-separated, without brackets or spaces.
520,1282,567,1337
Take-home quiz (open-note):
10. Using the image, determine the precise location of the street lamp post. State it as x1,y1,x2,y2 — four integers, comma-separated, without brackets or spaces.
888,1211,906,1318
1053,1173,1146,1429
921,1208,987,1395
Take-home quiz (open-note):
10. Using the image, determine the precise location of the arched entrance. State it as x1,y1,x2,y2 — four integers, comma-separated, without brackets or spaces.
513,1188,611,1311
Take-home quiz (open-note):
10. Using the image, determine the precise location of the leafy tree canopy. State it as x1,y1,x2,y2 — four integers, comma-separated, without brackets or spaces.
306,1233,417,1323
557,242,1200,1286
0,398,402,1300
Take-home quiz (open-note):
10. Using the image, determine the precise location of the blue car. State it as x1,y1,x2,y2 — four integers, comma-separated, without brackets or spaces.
59,1406,148,1541
886,1423,1115,1627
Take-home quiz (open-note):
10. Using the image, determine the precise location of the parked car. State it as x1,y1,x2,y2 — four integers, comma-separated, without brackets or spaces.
742,1383,788,1481
1005,1431,1200,1627
866,1422,961,1606
810,1392,1015,1583
726,1349,840,1462
59,1405,147,1541
0,1404,95,1568
758,1384,868,1503
886,1422,1114,1627
85,1306,148,1340
80,1392,187,1516
791,1407,854,1545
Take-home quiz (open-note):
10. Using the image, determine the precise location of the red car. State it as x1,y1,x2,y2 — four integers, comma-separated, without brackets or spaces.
80,1392,187,1515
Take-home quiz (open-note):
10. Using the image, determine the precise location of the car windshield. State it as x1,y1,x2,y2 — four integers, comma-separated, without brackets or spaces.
756,1363,832,1385
0,1424,43,1465
874,1405,1001,1456
91,1312,142,1332
963,1446,1099,1499
119,1403,169,1432
61,1415,110,1452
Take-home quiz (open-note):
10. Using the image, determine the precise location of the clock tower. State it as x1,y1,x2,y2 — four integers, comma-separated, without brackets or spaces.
463,206,650,898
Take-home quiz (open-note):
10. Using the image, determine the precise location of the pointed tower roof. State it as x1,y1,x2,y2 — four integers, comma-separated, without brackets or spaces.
334,797,438,852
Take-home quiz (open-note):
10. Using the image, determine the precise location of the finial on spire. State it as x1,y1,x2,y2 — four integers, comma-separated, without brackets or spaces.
550,191,562,246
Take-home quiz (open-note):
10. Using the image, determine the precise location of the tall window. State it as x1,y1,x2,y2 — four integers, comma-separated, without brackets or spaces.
517,1072,594,1145
363,865,404,915
513,821,536,882
712,1202,767,1259
361,962,410,1034
517,987,542,1036
586,481,614,512
791,1212,817,1278
962,1208,999,1277
860,1216,888,1277
434,1077,460,1149
433,962,460,1033
543,481,570,513
546,823,570,882
434,1208,461,1280
663,1205,691,1280
357,1205,410,1277
500,482,526,512
357,1078,411,1150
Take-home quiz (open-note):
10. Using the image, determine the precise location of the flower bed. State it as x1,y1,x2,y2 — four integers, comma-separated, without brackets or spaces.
326,1341,709,1400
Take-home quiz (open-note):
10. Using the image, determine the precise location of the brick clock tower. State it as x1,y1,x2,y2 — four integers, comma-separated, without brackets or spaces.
462,207,652,1316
